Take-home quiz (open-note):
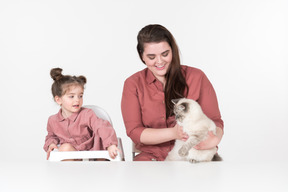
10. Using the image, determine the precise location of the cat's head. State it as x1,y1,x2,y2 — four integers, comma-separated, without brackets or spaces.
172,98,202,123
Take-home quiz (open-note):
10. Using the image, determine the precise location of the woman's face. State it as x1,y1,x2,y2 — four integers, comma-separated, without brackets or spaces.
142,41,172,84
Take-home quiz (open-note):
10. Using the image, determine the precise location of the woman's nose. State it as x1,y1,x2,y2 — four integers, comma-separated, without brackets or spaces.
156,56,162,64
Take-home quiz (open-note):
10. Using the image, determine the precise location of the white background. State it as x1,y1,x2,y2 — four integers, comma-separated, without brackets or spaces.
0,0,287,162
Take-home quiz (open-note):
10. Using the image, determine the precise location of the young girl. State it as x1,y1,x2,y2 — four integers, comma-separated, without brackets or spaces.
44,68,120,160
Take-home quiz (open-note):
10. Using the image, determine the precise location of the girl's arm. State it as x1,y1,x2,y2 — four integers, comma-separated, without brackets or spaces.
46,143,58,160
107,144,121,159
43,119,59,152
89,110,118,150
95,117,119,159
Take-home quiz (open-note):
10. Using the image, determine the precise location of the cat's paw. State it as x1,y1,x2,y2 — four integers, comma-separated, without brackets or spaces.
188,159,199,163
178,147,188,157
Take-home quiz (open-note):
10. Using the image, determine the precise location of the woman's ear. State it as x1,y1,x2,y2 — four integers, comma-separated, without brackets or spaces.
54,96,62,105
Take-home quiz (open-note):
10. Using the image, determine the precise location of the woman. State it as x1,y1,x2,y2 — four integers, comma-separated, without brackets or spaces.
121,24,224,161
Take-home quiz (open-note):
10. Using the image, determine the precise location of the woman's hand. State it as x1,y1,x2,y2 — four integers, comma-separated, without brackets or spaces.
194,127,223,150
173,124,189,141
47,143,58,160
107,145,121,159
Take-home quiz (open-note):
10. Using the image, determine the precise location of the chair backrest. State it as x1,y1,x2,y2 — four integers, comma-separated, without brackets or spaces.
132,142,141,159
84,105,113,126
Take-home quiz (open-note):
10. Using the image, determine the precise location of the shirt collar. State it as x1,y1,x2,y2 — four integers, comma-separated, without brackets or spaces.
146,68,157,84
56,108,82,122
146,65,187,84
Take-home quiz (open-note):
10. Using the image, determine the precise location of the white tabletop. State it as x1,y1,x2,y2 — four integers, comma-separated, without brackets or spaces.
0,160,287,192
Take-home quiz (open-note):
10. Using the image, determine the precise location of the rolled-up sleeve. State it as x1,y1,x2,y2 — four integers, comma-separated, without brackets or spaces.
197,73,224,130
121,78,146,144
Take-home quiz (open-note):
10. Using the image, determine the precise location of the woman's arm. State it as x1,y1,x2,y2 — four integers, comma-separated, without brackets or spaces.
140,124,188,145
194,71,224,150
194,127,223,150
121,78,188,145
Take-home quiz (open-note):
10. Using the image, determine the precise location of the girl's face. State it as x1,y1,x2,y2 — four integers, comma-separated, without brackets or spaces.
55,85,84,118
142,41,172,84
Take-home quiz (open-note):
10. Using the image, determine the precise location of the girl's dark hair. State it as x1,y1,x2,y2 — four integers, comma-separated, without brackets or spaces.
50,68,87,98
137,24,188,118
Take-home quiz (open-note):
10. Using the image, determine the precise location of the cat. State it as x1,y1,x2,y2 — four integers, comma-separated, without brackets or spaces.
165,98,221,163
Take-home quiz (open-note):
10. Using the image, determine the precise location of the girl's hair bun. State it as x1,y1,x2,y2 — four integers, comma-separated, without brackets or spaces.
50,67,87,98
50,68,63,81
78,75,87,84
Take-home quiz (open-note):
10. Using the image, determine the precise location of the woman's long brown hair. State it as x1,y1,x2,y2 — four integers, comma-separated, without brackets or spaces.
137,24,188,118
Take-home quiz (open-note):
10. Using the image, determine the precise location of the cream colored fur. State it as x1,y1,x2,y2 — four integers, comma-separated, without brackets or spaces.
165,98,217,163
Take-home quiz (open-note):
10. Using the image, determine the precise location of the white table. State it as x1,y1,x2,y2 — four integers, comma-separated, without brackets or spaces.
0,160,287,192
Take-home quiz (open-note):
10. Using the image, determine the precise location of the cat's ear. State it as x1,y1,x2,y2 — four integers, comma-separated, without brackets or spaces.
171,99,180,105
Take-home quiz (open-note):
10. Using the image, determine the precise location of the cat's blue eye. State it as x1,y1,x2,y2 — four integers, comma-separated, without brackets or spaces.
179,105,185,111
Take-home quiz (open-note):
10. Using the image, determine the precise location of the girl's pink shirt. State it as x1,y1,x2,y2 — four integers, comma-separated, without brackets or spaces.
121,65,223,161
43,108,118,152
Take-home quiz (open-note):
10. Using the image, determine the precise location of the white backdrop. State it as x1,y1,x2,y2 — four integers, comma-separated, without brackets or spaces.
0,0,287,162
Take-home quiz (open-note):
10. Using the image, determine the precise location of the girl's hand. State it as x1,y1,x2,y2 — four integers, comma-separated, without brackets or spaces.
47,143,58,160
107,145,121,159
173,124,189,141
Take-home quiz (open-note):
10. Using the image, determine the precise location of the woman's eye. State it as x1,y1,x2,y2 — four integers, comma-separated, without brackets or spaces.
162,52,168,57
148,57,155,60
69,96,74,98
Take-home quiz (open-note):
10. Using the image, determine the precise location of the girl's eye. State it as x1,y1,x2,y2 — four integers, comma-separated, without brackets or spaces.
69,96,74,98
80,95,83,98
148,56,155,60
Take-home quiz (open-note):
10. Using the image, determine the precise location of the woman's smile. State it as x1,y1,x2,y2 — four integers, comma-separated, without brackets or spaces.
142,41,172,84
155,64,165,70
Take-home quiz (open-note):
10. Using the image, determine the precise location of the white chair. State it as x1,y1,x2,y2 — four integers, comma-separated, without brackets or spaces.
132,142,141,160
49,105,125,161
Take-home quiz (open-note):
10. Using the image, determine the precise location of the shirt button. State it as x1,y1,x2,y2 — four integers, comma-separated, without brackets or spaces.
162,100,165,104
